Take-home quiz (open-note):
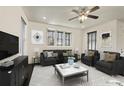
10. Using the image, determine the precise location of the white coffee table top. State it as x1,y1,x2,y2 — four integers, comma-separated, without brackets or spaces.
55,63,88,77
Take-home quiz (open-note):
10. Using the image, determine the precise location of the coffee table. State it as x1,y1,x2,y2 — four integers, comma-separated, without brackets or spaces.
54,63,88,85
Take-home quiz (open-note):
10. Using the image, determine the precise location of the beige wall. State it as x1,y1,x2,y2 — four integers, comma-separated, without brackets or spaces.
27,21,82,64
0,6,28,63
116,20,124,56
82,20,118,59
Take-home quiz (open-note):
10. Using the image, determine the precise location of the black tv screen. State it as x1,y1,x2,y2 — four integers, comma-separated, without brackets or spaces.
0,31,19,60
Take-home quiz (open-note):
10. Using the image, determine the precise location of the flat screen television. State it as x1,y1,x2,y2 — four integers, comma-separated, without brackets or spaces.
0,31,19,60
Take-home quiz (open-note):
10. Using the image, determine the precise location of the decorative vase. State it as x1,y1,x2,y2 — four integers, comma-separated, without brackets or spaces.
68,57,75,65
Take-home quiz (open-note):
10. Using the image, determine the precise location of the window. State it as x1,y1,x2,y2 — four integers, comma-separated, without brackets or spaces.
48,30,55,46
57,31,63,46
88,31,97,50
65,33,71,46
47,29,72,46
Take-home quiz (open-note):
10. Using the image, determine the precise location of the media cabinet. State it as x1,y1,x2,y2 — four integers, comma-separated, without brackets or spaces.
0,56,29,86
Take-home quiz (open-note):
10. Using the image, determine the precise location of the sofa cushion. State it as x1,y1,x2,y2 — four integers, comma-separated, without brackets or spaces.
44,57,56,62
97,61,113,70
84,56,93,61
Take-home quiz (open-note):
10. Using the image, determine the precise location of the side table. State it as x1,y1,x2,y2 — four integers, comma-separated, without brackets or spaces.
74,54,80,62
32,56,40,65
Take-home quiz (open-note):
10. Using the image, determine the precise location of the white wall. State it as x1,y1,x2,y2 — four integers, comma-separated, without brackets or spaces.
82,20,118,59
0,6,28,63
27,21,82,64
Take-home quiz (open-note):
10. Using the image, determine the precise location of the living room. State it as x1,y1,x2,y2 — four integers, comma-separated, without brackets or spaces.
0,1,124,90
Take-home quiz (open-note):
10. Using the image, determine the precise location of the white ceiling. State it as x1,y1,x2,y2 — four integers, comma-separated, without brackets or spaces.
23,6,124,29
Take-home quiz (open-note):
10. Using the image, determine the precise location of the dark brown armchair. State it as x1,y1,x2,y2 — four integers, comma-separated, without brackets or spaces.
81,50,100,66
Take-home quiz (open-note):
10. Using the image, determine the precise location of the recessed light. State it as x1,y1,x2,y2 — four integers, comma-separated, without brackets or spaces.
43,16,47,20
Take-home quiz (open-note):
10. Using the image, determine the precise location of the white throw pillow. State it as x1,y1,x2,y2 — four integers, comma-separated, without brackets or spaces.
47,51,53,57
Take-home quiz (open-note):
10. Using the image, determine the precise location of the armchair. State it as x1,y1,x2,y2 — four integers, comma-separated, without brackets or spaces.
81,50,100,66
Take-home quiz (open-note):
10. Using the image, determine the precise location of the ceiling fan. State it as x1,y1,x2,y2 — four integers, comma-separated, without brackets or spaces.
68,6,100,23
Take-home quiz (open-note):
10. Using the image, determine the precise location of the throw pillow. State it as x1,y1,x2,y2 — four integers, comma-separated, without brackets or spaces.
47,51,53,57
88,51,94,56
52,53,58,57
107,53,116,62
104,53,116,62
104,52,110,61
68,51,72,56
63,52,68,56
43,51,48,58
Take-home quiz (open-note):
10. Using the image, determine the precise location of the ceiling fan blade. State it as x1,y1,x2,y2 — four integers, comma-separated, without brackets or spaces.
72,9,79,14
87,15,99,19
89,6,100,12
68,16,79,21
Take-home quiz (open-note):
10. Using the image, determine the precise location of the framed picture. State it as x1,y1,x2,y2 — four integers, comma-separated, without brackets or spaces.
31,30,43,44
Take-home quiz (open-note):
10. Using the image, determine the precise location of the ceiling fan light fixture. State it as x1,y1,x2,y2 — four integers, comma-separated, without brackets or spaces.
81,16,85,21
79,16,84,21
84,16,88,20
86,10,90,14
79,16,87,22
43,16,47,20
